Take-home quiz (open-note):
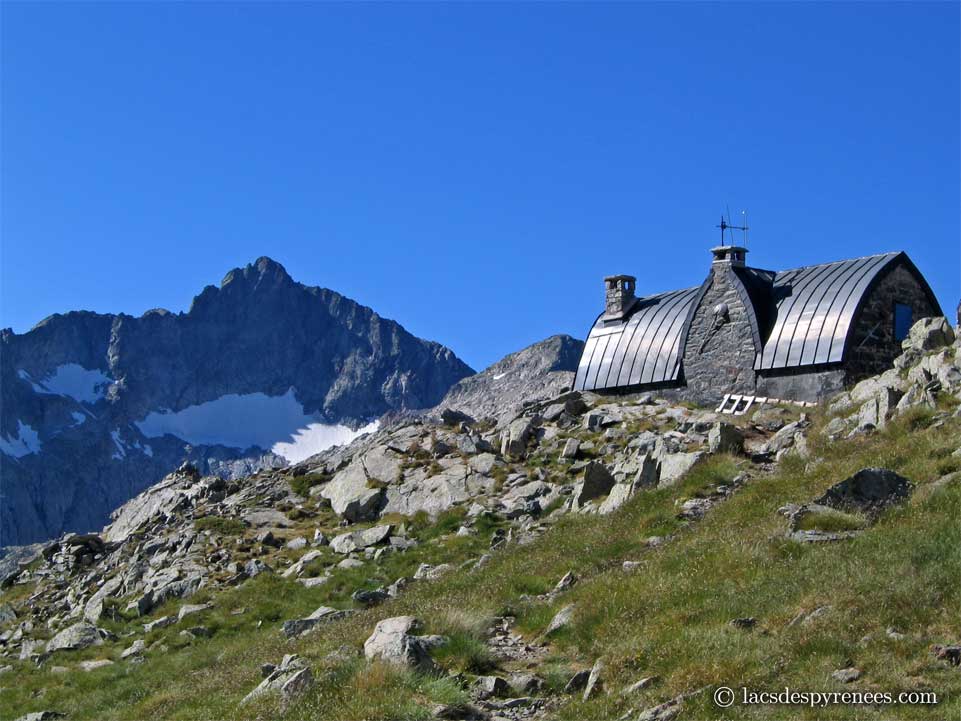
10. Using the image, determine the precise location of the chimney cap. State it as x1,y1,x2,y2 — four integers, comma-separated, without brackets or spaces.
604,274,636,284
710,245,748,266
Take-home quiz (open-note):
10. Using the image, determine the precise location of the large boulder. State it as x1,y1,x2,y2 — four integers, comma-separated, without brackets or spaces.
46,622,103,654
330,524,393,554
363,616,445,671
382,462,492,517
502,417,536,458
902,317,955,353
657,451,704,486
573,462,616,506
241,654,314,706
281,607,349,639
83,575,123,623
320,460,384,522
814,468,914,513
708,422,743,455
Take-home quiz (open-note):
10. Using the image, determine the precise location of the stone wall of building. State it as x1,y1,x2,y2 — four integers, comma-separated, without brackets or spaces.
756,366,847,402
681,265,759,404
844,263,941,382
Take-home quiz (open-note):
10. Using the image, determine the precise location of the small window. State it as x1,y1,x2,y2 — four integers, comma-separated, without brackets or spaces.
894,303,913,341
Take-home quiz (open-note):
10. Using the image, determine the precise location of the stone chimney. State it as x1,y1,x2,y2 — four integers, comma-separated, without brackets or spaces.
603,275,637,320
710,245,748,268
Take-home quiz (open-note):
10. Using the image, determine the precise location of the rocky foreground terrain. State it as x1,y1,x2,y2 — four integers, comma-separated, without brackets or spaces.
1,317,960,721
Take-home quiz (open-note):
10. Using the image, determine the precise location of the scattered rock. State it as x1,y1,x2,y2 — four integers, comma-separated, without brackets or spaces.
622,676,659,695
814,468,914,514
431,702,489,720
544,604,575,636
563,668,591,694
788,605,832,627
441,408,475,426
503,417,536,458
708,422,743,455
582,658,604,701
352,588,390,607
550,571,577,596
636,699,682,721
180,626,212,640
79,658,114,672
831,667,861,683
414,563,452,581
560,438,580,460
363,616,444,671
143,616,175,633
121,639,146,659
282,606,349,639
244,559,273,578
474,675,511,699
241,654,314,706
932,644,961,666
178,603,212,621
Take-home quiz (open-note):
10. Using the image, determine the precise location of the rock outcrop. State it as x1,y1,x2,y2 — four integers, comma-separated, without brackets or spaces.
433,334,583,424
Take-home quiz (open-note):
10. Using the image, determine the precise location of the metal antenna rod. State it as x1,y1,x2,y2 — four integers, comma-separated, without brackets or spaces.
716,210,748,246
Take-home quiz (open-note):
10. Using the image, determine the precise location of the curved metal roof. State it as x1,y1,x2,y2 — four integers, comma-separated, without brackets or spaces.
754,252,899,370
574,286,698,391
574,250,937,392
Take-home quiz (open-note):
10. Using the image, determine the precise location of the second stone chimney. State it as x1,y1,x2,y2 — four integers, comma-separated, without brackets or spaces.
604,275,637,320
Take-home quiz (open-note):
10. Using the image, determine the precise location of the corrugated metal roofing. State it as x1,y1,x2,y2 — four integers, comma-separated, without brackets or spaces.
573,286,699,391
754,252,899,370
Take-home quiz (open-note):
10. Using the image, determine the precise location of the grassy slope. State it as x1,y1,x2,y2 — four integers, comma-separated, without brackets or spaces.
5,407,960,721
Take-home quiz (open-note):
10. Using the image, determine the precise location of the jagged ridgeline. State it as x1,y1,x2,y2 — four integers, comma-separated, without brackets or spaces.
0,257,475,545
1,315,959,721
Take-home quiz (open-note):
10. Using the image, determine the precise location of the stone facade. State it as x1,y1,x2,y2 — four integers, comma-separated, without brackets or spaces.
756,367,846,402
844,264,940,382
682,262,758,403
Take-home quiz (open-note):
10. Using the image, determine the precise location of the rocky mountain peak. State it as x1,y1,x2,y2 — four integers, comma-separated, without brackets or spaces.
220,256,294,292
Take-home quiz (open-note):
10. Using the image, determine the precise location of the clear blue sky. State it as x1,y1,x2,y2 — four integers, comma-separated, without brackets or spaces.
2,2,958,371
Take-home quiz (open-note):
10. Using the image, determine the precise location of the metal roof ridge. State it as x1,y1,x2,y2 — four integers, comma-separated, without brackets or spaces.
775,250,900,276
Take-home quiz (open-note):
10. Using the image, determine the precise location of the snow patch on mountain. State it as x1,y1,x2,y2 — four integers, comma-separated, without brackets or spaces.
135,389,376,463
19,364,112,404
0,421,42,458
272,420,380,463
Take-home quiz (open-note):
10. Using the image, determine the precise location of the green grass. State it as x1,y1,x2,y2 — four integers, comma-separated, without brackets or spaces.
794,507,869,533
288,471,330,498
194,516,246,535
3,410,959,720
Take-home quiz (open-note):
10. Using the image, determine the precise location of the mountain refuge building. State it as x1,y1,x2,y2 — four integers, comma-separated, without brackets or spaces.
573,245,942,403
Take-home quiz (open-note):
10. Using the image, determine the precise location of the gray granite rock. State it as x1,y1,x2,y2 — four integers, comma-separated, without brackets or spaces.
46,622,103,653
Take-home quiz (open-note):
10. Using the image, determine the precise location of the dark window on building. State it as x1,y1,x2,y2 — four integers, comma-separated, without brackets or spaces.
894,303,913,341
